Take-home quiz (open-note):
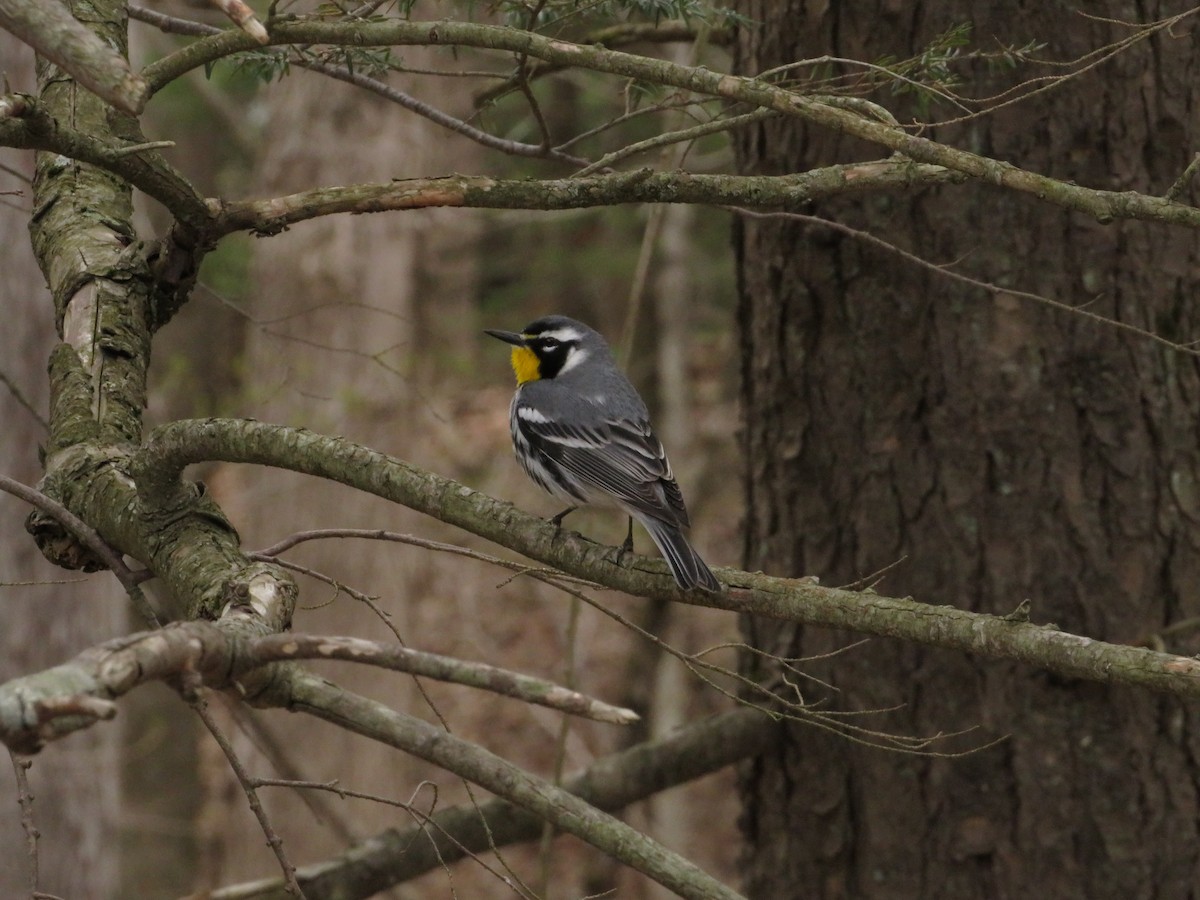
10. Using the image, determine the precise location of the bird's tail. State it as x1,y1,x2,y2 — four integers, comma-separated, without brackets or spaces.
638,516,721,592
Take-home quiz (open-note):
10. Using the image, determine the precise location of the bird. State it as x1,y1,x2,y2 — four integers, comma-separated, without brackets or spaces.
484,314,721,592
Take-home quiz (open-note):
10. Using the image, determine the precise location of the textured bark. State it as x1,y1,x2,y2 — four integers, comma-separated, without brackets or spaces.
735,3,1200,899
0,33,124,900
189,61,485,894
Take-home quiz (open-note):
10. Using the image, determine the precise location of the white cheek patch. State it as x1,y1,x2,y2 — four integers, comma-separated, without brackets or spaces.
557,346,589,375
518,406,550,423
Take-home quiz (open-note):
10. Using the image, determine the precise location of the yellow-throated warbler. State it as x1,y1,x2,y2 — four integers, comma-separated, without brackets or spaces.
485,315,721,592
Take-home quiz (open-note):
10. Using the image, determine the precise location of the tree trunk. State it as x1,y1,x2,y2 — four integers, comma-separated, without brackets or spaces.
734,3,1200,897
0,32,125,900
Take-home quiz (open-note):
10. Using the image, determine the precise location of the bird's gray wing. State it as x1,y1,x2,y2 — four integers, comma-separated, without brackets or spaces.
518,410,690,527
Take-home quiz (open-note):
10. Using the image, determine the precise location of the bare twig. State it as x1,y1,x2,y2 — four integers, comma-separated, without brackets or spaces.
0,368,47,430
1165,152,1200,202
204,707,776,898
192,694,306,897
573,108,777,178
287,54,588,165
514,0,553,151
245,633,639,724
0,473,159,626
128,4,221,38
252,527,594,587
9,751,38,895
730,208,1200,358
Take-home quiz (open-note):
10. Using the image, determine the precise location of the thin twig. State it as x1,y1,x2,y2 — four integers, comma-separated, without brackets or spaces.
9,752,38,895
191,693,307,898
287,54,588,165
0,474,159,626
0,369,48,431
252,777,524,890
1165,152,1200,202
729,207,1200,358
573,108,777,178
128,4,221,38
250,526,598,587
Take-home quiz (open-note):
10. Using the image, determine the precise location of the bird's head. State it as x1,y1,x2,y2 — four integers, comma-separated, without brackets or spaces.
484,315,606,385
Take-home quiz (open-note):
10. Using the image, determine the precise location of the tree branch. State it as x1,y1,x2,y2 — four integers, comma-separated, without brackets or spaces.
138,18,1200,229
209,162,963,236
0,0,149,113
269,670,744,900
0,473,158,625
474,19,733,108
0,621,636,755
0,95,211,228
132,418,1200,701
242,634,638,724
204,707,775,899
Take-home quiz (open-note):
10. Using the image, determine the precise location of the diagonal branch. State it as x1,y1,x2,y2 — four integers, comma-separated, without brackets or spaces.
137,18,1200,229
0,473,159,625
0,95,211,228
0,0,149,113
131,418,1200,702
244,634,638,724
208,162,965,236
272,669,744,900
0,615,741,898
0,621,635,753
203,707,776,899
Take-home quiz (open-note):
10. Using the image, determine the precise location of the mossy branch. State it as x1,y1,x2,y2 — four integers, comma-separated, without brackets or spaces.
0,0,149,113
210,162,964,236
0,95,209,228
133,418,1200,702
207,707,774,899
139,17,1200,230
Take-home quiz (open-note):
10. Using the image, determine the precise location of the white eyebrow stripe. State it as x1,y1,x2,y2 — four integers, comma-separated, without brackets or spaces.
534,327,583,343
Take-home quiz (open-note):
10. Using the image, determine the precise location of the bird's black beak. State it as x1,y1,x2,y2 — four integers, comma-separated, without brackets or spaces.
484,328,526,347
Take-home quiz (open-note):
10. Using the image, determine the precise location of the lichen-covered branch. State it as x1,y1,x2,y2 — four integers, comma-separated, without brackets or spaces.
0,0,149,113
0,622,634,754
0,95,209,228
140,17,1200,230
207,707,776,900
133,418,1200,702
0,621,725,896
210,162,962,236
275,670,745,900
246,634,638,724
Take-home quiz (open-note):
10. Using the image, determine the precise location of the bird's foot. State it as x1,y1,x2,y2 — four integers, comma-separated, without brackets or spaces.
549,506,577,535
607,518,635,567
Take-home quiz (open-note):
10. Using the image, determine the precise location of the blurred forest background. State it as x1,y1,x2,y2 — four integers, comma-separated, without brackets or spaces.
0,3,744,896
5,1,1200,898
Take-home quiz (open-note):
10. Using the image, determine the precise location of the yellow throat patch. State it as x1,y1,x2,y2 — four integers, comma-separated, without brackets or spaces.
511,345,541,385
